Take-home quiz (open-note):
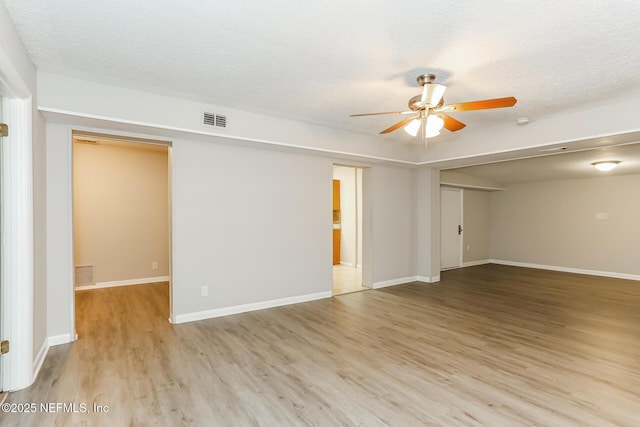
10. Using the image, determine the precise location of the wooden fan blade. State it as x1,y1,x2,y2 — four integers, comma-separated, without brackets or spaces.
441,96,517,112
440,114,466,132
351,111,413,117
379,116,417,134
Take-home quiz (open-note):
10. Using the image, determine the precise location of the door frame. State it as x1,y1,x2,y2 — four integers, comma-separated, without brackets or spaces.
332,164,371,290
440,187,463,270
0,54,34,391
69,130,174,336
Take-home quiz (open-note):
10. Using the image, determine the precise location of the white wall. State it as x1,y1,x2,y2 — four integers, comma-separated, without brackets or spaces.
46,124,74,340
490,174,640,277
414,168,441,282
171,138,332,318
369,165,415,285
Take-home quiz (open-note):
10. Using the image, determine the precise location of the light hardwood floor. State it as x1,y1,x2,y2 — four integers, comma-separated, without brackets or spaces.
3,264,640,426
332,264,367,295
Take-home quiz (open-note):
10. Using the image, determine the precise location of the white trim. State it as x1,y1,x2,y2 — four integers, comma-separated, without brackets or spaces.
339,261,355,267
490,259,640,282
39,107,417,166
373,275,441,285
75,276,170,291
66,126,76,362
461,259,491,268
416,275,440,283
440,182,506,192
48,333,75,347
372,276,420,289
173,291,332,324
32,339,49,381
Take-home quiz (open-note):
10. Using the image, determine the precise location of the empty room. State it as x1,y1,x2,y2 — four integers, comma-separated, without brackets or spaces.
1,1,639,426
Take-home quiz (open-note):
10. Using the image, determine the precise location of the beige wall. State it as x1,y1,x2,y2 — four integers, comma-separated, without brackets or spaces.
462,189,491,263
73,141,169,283
490,174,640,275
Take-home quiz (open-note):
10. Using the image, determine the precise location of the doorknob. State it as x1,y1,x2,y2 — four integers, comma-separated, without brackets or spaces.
458,225,462,235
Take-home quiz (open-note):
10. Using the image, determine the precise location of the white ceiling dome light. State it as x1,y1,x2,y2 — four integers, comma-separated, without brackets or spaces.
591,161,620,171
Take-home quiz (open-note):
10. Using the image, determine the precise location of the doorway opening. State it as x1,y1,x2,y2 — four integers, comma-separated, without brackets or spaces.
71,131,172,338
332,165,368,295
440,187,463,270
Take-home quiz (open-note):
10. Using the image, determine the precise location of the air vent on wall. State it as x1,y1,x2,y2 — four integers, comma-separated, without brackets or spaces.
203,111,227,128
75,265,95,287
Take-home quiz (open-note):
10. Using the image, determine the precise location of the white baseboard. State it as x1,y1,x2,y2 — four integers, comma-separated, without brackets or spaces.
416,275,440,283
34,333,76,381
48,333,75,346
490,259,640,282
173,290,332,324
32,339,49,381
75,275,170,291
373,275,442,288
372,276,421,289
339,261,354,267
462,259,491,268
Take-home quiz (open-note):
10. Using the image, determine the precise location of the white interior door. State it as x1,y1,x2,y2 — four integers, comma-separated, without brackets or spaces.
441,187,462,270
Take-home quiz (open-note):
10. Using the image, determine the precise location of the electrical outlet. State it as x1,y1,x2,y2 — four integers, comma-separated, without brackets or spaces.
201,286,208,297
152,261,158,269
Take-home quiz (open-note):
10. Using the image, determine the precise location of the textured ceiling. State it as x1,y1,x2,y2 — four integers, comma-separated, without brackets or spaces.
4,0,640,145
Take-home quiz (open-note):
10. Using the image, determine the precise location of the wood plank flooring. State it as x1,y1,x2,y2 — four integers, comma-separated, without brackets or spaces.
3,264,640,426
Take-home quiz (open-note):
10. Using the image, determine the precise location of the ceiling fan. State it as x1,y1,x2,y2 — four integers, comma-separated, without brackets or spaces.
351,74,517,146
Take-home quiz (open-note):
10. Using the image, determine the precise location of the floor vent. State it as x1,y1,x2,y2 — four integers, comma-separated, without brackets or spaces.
75,265,95,287
203,111,227,128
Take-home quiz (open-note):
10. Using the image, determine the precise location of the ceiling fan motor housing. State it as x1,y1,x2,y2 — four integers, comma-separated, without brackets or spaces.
417,73,436,86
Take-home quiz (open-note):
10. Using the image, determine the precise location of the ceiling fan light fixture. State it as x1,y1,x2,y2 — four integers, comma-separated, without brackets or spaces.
426,115,444,137
351,74,517,145
591,161,620,171
404,119,421,137
422,83,447,107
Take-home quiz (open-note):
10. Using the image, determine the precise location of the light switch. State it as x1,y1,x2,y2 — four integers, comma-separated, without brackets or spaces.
595,212,608,220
